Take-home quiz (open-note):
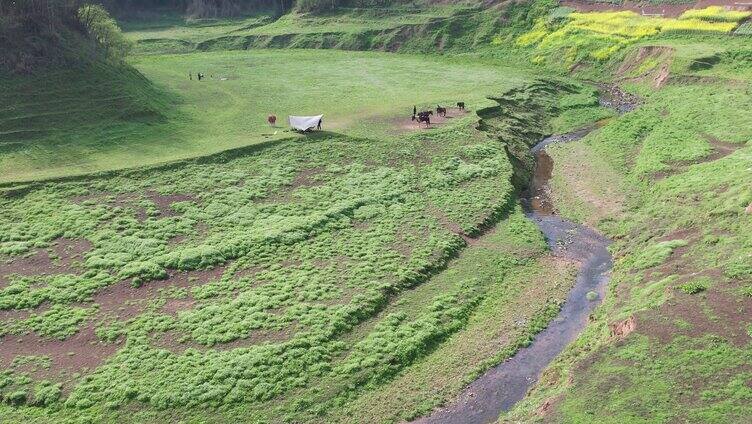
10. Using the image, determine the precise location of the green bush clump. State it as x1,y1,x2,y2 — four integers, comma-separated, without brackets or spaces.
725,255,752,279
32,381,62,406
23,305,94,340
628,239,688,270
679,280,708,295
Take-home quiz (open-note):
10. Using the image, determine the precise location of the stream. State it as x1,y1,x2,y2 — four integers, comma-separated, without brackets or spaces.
412,89,637,424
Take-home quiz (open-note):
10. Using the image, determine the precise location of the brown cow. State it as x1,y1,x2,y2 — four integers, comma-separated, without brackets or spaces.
268,115,277,126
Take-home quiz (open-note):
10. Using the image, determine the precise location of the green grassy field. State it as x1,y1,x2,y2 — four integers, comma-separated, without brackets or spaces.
0,49,528,184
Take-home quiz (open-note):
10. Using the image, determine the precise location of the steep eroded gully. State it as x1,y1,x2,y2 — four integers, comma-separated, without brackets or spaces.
412,88,637,424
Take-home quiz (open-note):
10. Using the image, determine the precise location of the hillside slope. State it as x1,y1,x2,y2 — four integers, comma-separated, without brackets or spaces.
501,15,752,424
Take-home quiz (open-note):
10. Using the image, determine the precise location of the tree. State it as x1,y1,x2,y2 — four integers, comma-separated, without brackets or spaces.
78,4,132,60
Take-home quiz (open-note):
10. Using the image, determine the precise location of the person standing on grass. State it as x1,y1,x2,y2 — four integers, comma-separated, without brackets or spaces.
189,71,192,80
317,118,322,131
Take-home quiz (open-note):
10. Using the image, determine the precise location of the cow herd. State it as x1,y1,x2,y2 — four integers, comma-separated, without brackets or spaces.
412,102,465,127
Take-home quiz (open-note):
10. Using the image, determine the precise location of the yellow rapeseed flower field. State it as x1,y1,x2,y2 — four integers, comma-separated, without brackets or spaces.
516,8,745,64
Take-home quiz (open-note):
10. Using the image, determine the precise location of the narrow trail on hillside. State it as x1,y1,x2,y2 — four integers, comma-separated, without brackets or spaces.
411,89,638,424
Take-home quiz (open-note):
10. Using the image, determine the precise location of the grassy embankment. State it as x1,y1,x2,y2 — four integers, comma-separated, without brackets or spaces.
501,6,752,423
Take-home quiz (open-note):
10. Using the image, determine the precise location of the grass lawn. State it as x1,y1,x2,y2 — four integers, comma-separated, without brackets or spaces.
0,49,528,184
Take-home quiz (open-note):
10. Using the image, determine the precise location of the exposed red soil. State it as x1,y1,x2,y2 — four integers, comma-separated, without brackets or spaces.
291,167,325,189
73,190,198,221
167,234,187,247
562,0,752,18
535,395,564,417
0,325,121,391
393,107,469,133
616,46,674,89
93,266,226,320
701,133,744,162
651,242,691,279
145,190,197,217
161,298,196,315
0,237,92,288
427,205,477,245
610,315,637,340
653,136,743,180
637,288,752,347
657,227,699,243
260,167,327,204
0,264,228,390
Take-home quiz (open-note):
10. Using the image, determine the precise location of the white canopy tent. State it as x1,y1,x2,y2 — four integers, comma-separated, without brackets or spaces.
289,115,323,131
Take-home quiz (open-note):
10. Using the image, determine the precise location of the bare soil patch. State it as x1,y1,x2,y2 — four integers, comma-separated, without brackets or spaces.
610,315,636,341
291,167,325,189
0,237,92,288
73,190,198,221
0,265,228,389
145,190,197,217
653,135,743,180
638,287,752,347
392,107,469,134
93,266,226,320
657,227,699,243
701,133,744,162
427,205,476,245
616,46,674,86
0,325,120,391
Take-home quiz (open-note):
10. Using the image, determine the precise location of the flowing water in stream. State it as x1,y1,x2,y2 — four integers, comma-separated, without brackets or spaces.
413,90,637,424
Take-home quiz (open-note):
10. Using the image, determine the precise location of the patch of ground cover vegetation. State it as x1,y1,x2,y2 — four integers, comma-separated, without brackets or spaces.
0,79,595,421
0,48,527,184
503,39,752,422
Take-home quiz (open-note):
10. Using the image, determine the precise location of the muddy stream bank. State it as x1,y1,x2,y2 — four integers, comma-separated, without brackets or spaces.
412,89,637,424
